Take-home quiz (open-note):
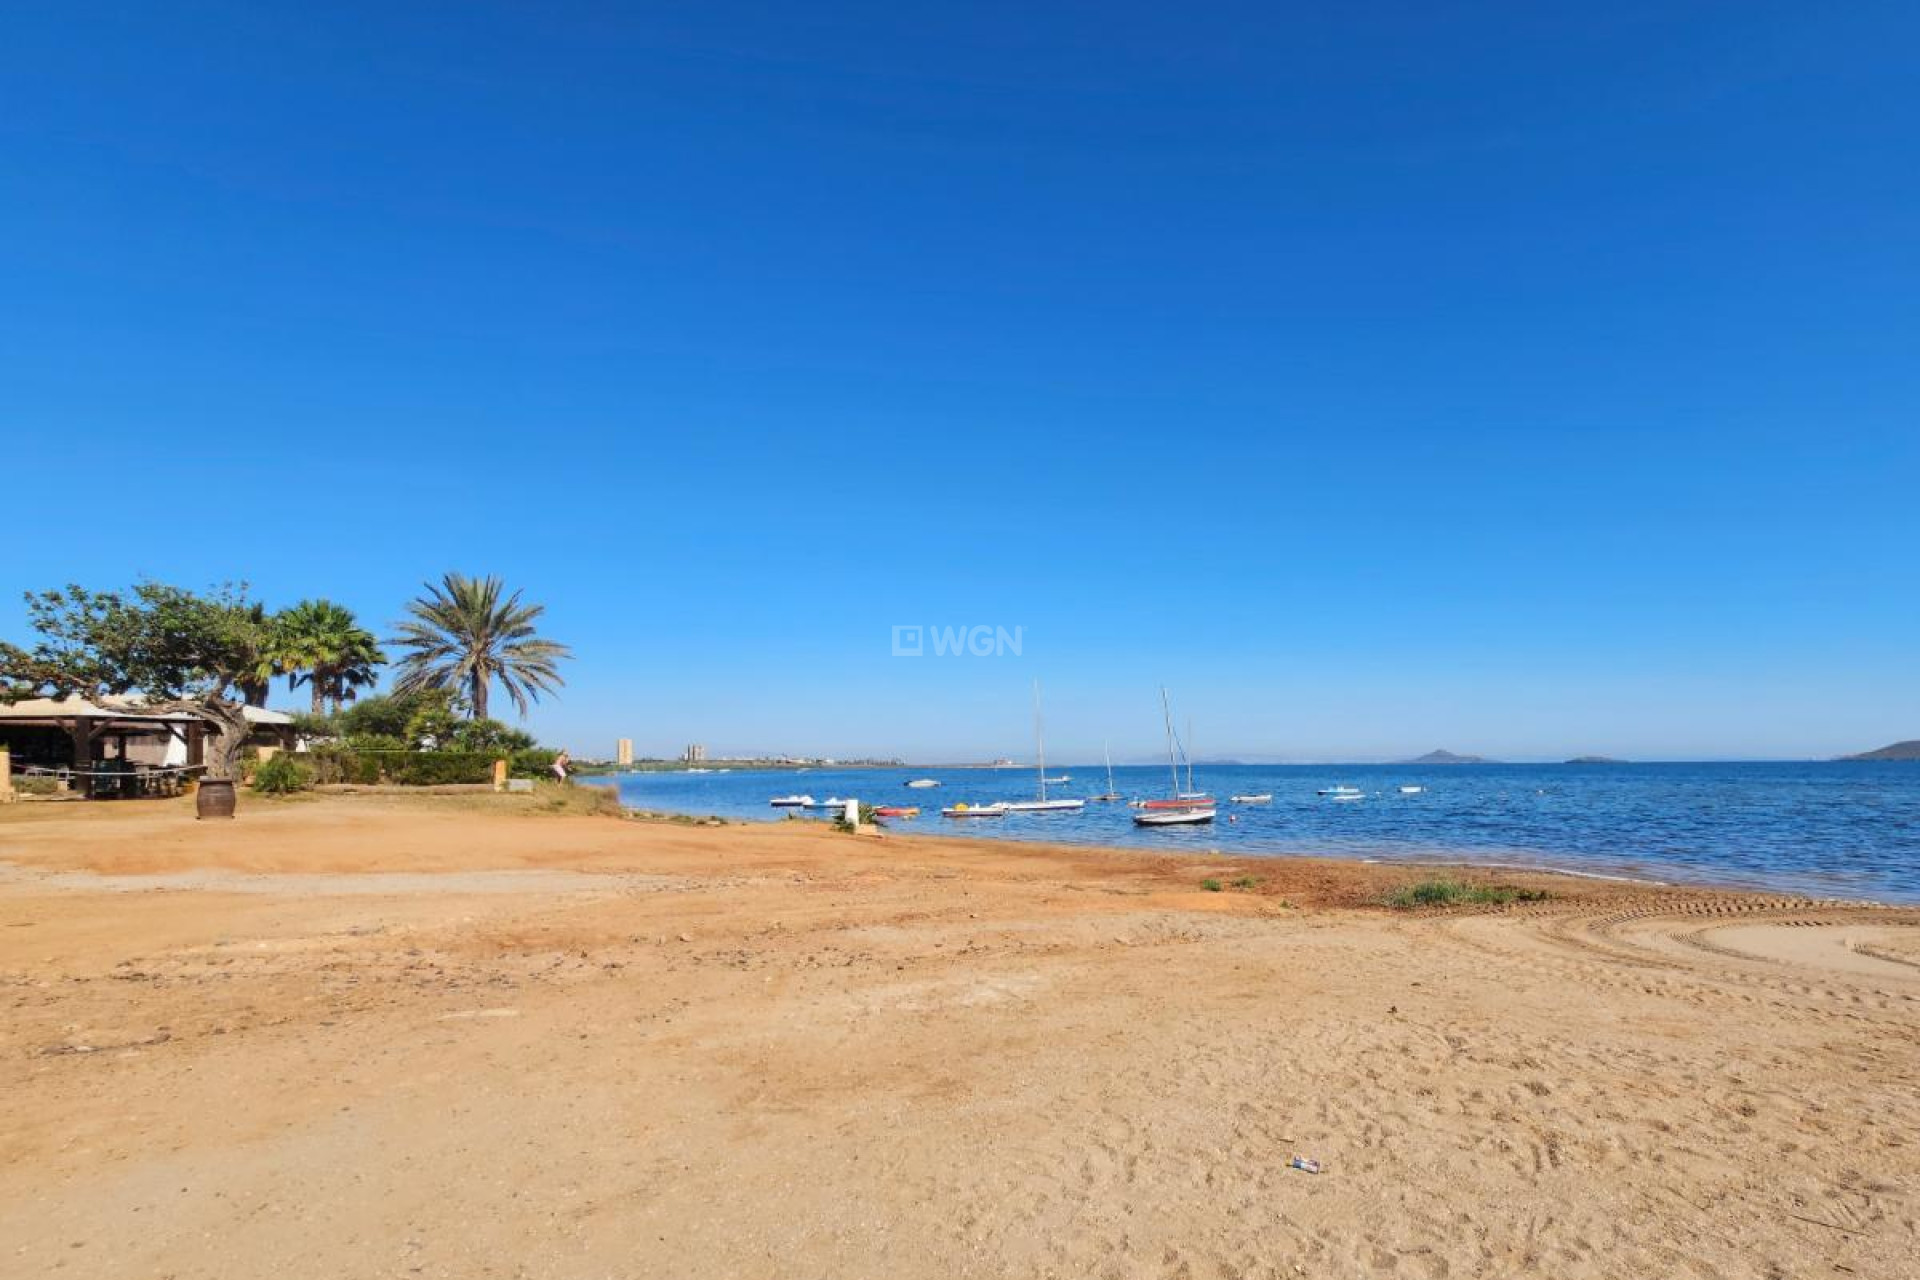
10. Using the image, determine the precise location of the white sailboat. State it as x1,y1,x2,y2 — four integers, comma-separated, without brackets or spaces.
1089,741,1122,802
1135,688,1215,826
1003,680,1085,812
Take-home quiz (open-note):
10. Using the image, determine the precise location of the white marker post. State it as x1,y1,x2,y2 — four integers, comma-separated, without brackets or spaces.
844,797,859,827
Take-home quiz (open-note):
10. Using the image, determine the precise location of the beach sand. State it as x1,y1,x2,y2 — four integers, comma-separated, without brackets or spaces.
2,794,1915,1279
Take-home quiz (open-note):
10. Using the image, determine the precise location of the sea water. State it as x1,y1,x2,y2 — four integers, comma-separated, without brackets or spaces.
585,761,1920,903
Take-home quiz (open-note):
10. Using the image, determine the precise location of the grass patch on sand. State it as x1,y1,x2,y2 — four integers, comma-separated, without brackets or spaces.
1200,878,1224,892
1384,879,1550,909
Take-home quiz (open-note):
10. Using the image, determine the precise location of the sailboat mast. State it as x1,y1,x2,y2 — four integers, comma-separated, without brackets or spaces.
1186,717,1195,794
1033,679,1046,802
1160,687,1179,798
1104,739,1115,794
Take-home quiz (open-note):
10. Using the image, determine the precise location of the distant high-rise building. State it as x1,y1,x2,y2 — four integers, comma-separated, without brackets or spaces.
616,738,633,766
684,743,706,764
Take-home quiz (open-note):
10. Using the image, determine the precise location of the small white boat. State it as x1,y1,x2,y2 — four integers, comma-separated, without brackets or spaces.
942,802,1009,818
1043,775,1070,784
769,794,812,807
1002,798,1086,813
1135,807,1216,827
1331,792,1365,803
1399,785,1425,795
1317,785,1362,797
1230,793,1272,804
906,778,941,789
806,796,850,809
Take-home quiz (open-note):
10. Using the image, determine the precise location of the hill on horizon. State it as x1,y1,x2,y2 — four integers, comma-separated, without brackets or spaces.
1404,749,1493,765
1841,740,1920,761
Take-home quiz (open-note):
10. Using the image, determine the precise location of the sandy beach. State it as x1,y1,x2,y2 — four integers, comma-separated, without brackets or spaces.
2,794,1916,1279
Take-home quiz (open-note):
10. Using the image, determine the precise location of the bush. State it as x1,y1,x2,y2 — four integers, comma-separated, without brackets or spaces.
511,748,560,780
304,744,384,785
251,753,313,795
1384,879,1549,909
15,776,60,796
383,751,497,786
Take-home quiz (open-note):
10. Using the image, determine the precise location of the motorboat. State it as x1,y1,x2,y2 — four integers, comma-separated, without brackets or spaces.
769,794,812,807
1002,798,1085,813
1135,806,1216,827
1398,785,1425,795
942,802,1009,818
1230,793,1272,804
873,806,919,818
906,778,941,789
1317,785,1362,797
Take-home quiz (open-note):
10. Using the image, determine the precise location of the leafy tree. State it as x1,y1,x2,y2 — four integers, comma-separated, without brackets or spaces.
388,573,570,720
335,688,454,740
0,583,271,783
450,718,537,754
277,599,385,715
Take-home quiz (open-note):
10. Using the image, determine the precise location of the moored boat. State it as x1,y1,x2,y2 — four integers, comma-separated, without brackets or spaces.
942,802,1009,818
873,806,919,818
1089,743,1123,801
1135,806,1215,826
1230,793,1272,804
1002,798,1085,813
1317,785,1362,797
906,778,941,789
769,794,812,807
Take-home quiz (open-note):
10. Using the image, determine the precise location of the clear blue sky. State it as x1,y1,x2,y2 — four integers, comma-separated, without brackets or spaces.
5,3,1916,762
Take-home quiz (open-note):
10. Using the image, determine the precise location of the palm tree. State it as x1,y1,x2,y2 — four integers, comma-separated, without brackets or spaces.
387,573,570,720
233,603,285,708
278,599,387,715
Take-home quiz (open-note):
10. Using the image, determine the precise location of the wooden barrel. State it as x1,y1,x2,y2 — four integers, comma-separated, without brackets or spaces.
195,778,237,820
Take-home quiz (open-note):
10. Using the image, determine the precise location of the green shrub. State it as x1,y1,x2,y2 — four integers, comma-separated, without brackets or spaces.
1384,879,1549,909
15,776,60,796
251,753,313,795
510,748,560,780
1200,878,1223,892
383,751,496,786
304,744,384,785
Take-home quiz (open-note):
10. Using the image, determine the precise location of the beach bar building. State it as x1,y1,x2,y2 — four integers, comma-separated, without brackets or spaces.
0,697,297,798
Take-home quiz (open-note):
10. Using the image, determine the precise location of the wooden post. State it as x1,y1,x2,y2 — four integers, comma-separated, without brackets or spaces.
0,745,13,803
492,758,508,792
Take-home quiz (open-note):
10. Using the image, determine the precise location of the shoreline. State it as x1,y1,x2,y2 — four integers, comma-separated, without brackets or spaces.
602,796,1912,909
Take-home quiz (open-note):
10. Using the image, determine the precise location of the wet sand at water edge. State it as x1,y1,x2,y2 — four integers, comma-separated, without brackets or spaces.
1,794,1916,1279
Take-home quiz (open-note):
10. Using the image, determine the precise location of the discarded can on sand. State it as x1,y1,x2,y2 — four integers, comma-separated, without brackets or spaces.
1288,1157,1321,1174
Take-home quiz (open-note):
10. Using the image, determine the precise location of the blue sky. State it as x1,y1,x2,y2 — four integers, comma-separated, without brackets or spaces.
4,3,1916,762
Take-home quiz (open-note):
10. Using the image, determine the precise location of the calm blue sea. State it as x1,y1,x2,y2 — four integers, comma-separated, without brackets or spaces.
584,762,1920,903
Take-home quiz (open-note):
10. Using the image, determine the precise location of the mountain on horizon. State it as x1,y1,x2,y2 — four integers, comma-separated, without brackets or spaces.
1404,749,1492,765
1840,740,1920,761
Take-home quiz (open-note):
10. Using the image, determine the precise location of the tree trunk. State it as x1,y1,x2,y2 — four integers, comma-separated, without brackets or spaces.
471,672,488,720
310,677,325,716
194,699,252,783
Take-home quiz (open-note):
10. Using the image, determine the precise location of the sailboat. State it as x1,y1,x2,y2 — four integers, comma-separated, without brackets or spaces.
1135,688,1215,826
1088,741,1122,802
1001,681,1085,813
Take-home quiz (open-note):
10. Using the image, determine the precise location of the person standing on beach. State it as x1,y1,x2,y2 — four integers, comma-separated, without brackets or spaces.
551,750,570,784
